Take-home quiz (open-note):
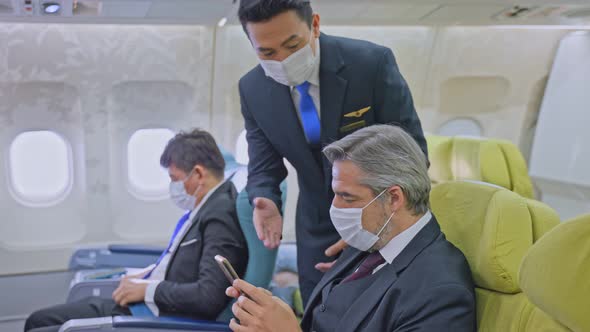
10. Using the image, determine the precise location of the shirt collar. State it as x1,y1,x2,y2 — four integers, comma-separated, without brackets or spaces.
379,211,432,264
188,179,225,222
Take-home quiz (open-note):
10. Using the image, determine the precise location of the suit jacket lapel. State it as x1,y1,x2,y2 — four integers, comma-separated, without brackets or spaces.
335,217,442,331
336,263,398,331
268,83,309,152
165,181,230,276
389,217,441,274
303,248,364,318
318,34,347,190
319,33,347,144
164,213,200,277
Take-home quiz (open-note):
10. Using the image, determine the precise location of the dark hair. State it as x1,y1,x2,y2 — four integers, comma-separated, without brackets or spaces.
238,0,313,34
160,128,225,179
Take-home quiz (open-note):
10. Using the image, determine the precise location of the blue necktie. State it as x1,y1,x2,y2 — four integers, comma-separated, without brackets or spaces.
143,211,192,279
296,81,321,146
129,211,192,317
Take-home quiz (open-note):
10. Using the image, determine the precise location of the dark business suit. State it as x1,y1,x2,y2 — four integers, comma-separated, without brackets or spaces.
25,180,248,332
239,33,428,303
301,216,476,332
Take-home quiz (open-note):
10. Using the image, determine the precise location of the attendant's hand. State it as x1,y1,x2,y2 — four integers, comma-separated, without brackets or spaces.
226,279,301,332
112,277,148,307
253,197,283,249
315,239,347,273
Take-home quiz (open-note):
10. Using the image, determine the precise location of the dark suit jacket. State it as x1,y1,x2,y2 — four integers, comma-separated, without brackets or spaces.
301,216,476,332
239,33,428,299
153,180,248,320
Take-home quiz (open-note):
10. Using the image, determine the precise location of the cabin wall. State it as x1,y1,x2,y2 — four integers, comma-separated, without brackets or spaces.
0,22,585,275
0,23,214,275
211,25,570,158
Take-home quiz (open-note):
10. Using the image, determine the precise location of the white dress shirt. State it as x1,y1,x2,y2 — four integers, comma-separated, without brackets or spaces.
373,211,433,274
144,180,226,316
290,42,321,124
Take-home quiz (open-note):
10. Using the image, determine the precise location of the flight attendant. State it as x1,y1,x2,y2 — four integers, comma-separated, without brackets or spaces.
237,0,428,304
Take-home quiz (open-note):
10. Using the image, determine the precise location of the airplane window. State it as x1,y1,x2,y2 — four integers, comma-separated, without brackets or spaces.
9,131,72,206
438,118,483,137
127,128,174,200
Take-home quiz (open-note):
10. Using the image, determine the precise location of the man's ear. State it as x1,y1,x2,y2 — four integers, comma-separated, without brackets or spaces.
312,14,321,38
387,185,405,212
193,165,206,182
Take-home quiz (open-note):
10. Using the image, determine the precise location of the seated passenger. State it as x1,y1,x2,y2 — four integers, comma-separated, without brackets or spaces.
226,125,476,332
25,129,248,332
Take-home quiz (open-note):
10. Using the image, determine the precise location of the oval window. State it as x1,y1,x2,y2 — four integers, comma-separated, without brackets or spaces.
438,118,483,137
9,131,72,206
127,128,175,200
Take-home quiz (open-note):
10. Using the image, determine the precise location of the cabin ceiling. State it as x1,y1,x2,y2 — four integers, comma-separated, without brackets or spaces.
0,0,589,26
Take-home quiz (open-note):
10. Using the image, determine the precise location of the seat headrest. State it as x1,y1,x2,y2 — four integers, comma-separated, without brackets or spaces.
427,135,534,198
519,214,590,332
524,198,560,242
430,181,534,293
495,140,534,199
218,145,238,169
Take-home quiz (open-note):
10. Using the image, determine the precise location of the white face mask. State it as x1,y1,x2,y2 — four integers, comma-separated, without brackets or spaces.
169,169,200,211
329,189,395,252
259,31,318,86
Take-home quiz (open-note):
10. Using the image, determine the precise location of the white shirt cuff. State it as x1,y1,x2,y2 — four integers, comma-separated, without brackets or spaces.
144,280,163,316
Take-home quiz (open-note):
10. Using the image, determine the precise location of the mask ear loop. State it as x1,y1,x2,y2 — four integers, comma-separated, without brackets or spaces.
310,29,319,57
182,168,195,183
184,167,201,198
362,188,389,210
376,210,395,237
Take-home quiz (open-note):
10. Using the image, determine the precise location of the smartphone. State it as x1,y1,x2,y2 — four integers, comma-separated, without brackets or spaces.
215,255,240,285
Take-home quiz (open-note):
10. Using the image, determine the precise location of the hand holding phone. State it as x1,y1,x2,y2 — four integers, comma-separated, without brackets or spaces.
216,255,253,300
215,255,240,285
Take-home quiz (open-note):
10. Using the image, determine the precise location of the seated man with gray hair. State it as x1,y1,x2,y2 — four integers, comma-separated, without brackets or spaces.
226,124,476,332
25,129,248,332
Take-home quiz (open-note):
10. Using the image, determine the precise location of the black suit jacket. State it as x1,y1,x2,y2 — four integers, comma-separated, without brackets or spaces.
239,33,428,300
301,216,476,332
153,180,248,320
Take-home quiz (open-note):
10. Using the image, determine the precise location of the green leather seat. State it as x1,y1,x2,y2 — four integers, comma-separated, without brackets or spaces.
431,181,568,331
520,214,590,332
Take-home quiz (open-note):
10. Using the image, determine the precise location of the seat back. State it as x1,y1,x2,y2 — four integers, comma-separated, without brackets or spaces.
218,145,241,178
237,182,287,287
427,135,534,198
216,182,287,321
430,181,566,331
519,214,590,332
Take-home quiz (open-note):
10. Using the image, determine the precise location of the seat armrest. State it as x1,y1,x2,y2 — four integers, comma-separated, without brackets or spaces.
108,244,165,256
112,316,231,331
67,279,119,303
70,245,164,270
59,317,114,332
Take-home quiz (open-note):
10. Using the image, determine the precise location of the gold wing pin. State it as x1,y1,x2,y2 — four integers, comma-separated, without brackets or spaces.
344,106,371,118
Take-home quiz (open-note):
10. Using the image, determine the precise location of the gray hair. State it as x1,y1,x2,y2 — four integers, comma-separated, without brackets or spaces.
160,128,225,179
323,125,430,215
